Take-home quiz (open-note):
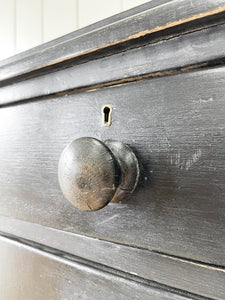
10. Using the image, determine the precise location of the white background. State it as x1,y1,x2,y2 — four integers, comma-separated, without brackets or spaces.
0,0,149,61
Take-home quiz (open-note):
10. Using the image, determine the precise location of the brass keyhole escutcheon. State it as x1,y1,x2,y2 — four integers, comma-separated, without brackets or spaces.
102,105,112,126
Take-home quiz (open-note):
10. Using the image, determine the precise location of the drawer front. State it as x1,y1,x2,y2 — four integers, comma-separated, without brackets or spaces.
0,236,191,300
0,66,225,267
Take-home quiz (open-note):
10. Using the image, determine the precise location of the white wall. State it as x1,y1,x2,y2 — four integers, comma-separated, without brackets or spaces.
0,0,149,61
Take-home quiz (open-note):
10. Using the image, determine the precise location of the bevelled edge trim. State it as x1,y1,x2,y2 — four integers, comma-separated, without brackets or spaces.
0,0,225,84
0,216,224,300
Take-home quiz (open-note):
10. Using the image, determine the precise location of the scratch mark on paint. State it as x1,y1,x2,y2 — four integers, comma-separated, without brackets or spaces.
96,214,119,226
185,149,202,170
193,97,214,104
171,149,202,170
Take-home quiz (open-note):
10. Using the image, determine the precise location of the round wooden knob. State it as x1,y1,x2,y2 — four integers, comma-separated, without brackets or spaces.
58,137,139,211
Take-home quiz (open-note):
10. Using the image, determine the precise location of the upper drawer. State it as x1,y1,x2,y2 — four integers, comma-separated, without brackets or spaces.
0,65,225,268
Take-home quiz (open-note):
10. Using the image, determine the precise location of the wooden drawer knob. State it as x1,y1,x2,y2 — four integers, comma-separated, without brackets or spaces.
58,137,139,211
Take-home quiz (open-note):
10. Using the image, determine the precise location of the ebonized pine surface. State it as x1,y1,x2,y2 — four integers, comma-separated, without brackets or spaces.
2,22,225,105
0,216,224,300
0,1,225,299
1,0,225,96
0,67,225,268
0,236,195,300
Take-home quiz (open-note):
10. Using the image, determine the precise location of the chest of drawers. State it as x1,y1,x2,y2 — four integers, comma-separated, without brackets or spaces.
0,1,225,299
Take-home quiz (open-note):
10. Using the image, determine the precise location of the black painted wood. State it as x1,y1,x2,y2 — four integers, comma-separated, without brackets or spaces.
58,137,121,211
0,0,225,90
0,236,194,300
1,1,225,298
0,67,225,269
2,23,225,105
0,217,224,300
0,0,173,69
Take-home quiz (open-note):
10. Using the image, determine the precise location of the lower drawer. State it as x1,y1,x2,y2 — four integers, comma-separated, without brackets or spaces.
0,236,191,300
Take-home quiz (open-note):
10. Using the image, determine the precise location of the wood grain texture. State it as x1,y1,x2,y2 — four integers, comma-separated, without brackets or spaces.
0,67,225,269
0,0,171,67
2,22,225,104
0,235,193,300
58,137,121,211
0,217,224,300
1,2,225,298
0,0,225,86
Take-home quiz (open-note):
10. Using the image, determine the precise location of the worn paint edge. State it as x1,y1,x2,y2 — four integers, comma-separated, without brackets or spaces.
0,61,215,107
14,4,225,77
0,233,214,300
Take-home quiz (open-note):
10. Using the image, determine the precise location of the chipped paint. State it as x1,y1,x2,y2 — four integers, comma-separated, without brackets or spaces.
9,4,225,79
159,252,225,274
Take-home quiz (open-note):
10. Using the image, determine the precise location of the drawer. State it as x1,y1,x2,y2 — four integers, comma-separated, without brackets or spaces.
0,67,225,267
0,235,192,300
1,217,224,299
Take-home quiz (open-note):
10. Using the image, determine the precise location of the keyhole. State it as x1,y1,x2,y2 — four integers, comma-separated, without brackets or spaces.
104,106,110,123
102,105,112,126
